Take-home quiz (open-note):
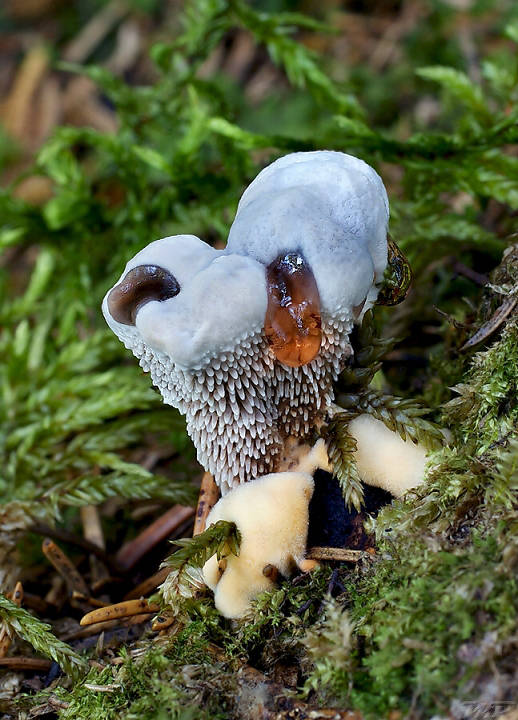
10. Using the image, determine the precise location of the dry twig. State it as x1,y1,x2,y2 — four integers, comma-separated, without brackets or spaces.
116,505,195,571
80,598,159,627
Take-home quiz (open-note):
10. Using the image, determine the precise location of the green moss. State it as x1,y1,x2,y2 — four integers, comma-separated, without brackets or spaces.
53,645,230,720
344,533,518,716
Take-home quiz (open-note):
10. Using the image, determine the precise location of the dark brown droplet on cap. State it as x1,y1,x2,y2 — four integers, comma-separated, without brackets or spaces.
107,265,180,326
265,252,322,368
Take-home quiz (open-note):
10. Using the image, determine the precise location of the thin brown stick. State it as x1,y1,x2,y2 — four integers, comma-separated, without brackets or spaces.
60,613,152,642
62,0,130,63
0,47,49,143
44,576,67,610
461,297,517,351
115,505,195,571
193,472,220,536
0,582,23,658
71,592,109,608
41,538,89,597
306,547,372,562
80,598,159,627
80,505,111,592
0,657,52,671
80,505,105,549
30,523,122,574
61,619,120,641
123,567,171,601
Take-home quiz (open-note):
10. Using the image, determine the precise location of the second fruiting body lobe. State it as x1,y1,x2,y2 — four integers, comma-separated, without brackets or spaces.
265,252,322,368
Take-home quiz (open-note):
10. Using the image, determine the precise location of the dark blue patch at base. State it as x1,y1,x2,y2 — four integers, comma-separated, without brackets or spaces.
307,470,392,550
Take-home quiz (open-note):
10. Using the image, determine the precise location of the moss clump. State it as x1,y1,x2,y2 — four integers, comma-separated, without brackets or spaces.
52,644,232,720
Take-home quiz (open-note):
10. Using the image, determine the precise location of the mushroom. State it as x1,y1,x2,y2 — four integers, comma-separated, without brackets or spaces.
103,151,390,494
103,151,432,618
347,415,428,497
202,439,329,618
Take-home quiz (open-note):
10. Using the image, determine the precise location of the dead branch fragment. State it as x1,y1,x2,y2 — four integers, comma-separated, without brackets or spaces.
123,567,171,601
62,0,130,64
306,547,372,562
31,523,120,574
80,505,111,592
71,592,109,608
0,46,49,145
41,538,89,597
116,505,195,571
0,657,52,672
60,619,120,641
461,297,517,350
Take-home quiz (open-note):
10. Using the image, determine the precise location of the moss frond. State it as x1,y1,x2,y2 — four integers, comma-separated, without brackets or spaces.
323,416,365,510
160,521,241,610
0,595,87,679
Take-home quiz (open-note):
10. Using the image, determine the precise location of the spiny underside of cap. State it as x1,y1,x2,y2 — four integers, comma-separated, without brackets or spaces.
128,313,353,493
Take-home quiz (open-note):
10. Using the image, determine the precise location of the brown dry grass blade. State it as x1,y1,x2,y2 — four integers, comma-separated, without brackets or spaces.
42,538,89,597
0,657,52,672
116,505,194,571
307,547,372,562
80,598,159,627
461,297,517,351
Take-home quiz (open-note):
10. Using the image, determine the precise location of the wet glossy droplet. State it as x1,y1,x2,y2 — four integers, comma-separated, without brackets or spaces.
265,252,322,368
107,265,180,326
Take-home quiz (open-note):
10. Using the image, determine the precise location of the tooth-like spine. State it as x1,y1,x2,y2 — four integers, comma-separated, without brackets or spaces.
123,315,352,493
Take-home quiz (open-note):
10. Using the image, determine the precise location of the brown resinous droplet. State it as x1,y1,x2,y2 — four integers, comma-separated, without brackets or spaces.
107,265,180,326
265,252,322,368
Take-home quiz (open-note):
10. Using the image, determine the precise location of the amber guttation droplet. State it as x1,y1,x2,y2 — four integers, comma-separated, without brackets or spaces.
107,265,180,326
265,252,322,368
